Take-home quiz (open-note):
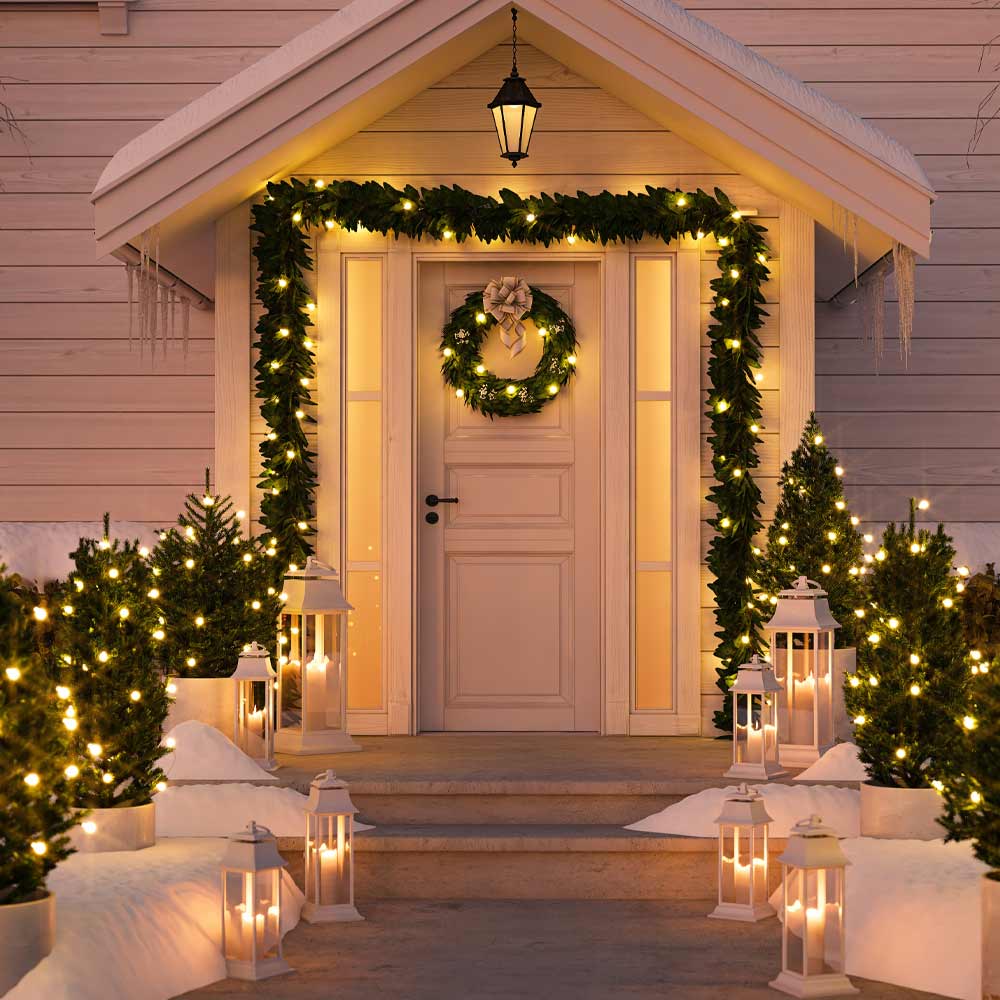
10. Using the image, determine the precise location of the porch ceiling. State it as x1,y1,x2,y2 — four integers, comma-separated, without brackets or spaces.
90,0,934,299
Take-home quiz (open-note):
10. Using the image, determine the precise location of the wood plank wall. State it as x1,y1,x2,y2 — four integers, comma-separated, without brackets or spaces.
294,45,781,731
0,1,341,526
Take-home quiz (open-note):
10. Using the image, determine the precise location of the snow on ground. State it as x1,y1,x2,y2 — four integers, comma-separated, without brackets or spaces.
793,742,867,782
6,839,303,1000
627,782,859,837
155,782,373,837
0,520,160,586
770,838,988,1000
160,720,279,782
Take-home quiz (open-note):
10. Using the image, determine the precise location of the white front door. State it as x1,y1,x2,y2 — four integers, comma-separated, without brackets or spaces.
417,259,601,731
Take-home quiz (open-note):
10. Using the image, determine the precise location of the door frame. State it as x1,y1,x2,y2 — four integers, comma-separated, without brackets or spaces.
384,240,702,735
256,228,701,736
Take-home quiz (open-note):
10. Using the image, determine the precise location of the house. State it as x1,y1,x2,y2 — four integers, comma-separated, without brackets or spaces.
4,0,987,739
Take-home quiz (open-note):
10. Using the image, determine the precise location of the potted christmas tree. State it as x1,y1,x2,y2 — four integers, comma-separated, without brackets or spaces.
844,501,970,839
758,415,864,739
0,568,78,993
153,473,280,735
52,518,169,852
941,566,999,997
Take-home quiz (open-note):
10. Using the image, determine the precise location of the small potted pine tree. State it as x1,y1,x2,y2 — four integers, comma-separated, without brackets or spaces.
0,568,78,994
942,566,999,997
52,517,169,852
758,415,865,739
153,473,281,735
844,501,970,838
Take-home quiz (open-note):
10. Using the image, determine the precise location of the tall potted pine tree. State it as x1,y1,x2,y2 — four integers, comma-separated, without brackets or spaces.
759,415,864,738
844,501,970,838
942,566,1000,996
0,568,78,993
153,473,280,735
52,517,169,852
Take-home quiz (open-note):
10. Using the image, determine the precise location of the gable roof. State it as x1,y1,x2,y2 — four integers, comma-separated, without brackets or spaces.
92,0,933,278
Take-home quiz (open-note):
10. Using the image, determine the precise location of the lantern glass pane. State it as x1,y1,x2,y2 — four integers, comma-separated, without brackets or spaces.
279,624,302,727
720,824,755,905
236,680,269,758
223,870,247,960
785,867,843,977
255,870,282,958
751,827,769,906
491,106,506,153
519,104,537,153
816,631,835,748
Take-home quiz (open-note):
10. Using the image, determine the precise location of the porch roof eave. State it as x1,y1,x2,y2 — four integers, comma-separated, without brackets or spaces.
90,0,933,278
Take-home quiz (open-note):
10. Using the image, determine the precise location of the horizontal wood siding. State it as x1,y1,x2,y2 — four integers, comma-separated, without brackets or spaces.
0,5,327,524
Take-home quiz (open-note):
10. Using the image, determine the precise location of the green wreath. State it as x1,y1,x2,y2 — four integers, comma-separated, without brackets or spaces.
439,286,578,417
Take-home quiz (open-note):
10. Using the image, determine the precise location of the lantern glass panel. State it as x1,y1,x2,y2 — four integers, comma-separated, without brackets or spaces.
735,693,779,767
223,869,281,962
306,813,353,907
235,679,269,758
773,631,835,747
719,824,769,906
784,866,846,977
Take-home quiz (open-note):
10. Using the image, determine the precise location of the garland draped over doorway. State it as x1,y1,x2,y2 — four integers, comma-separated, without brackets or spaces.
252,178,772,729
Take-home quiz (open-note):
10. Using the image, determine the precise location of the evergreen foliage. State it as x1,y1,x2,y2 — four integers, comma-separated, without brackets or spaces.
844,502,970,788
254,178,771,730
51,517,169,808
758,415,865,647
152,473,281,678
939,565,1000,874
0,568,78,904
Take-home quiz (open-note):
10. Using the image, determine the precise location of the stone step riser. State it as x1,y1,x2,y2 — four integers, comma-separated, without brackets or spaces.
350,851,784,901
351,793,683,827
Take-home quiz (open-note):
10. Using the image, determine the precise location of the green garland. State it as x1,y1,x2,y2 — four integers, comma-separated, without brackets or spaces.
441,286,578,417
252,179,769,731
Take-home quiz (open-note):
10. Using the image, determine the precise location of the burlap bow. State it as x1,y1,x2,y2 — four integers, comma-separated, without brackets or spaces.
483,276,533,358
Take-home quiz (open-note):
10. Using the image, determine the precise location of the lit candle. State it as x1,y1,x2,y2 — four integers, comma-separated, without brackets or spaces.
319,842,337,903
267,904,280,946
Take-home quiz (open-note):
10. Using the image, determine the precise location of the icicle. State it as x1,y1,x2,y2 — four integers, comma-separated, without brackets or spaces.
861,258,888,369
126,263,135,351
851,213,859,286
149,274,159,362
160,281,169,356
893,242,916,366
182,296,190,355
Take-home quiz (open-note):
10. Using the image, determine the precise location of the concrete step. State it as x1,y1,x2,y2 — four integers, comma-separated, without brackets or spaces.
279,778,736,826
308,824,787,901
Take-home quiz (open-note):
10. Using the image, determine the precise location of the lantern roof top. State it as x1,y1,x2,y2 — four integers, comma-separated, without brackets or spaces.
777,814,850,869
222,821,288,871
714,784,773,827
91,0,931,298
306,769,358,815
230,641,276,681
730,653,783,693
766,577,841,632
282,557,353,613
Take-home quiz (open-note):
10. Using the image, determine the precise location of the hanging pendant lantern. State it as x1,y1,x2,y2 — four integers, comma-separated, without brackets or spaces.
488,8,541,167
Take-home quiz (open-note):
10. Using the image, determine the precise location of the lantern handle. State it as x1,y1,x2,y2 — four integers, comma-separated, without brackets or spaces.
792,576,822,591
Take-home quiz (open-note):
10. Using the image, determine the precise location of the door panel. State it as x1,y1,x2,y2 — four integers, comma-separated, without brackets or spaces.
417,259,600,731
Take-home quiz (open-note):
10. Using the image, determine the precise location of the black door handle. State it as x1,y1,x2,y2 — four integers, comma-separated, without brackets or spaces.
425,494,459,506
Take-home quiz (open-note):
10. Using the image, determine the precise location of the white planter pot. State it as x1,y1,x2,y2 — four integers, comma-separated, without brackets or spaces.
164,676,232,737
859,782,943,840
0,891,55,995
833,647,857,744
984,875,1000,1000
69,801,156,853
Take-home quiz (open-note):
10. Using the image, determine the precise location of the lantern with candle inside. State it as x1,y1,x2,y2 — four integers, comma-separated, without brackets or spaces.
766,577,839,767
709,784,774,922
275,558,359,754
725,654,785,781
303,769,363,923
231,641,277,770
771,815,857,998
220,821,291,981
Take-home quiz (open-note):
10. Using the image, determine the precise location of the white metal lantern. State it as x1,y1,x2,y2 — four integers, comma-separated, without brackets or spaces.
709,784,774,922
725,654,786,781
276,558,359,755
766,577,839,767
771,815,857,998
220,821,291,981
303,769,363,923
231,641,277,770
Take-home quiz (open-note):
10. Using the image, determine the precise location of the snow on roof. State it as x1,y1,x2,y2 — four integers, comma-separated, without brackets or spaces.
623,0,930,191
